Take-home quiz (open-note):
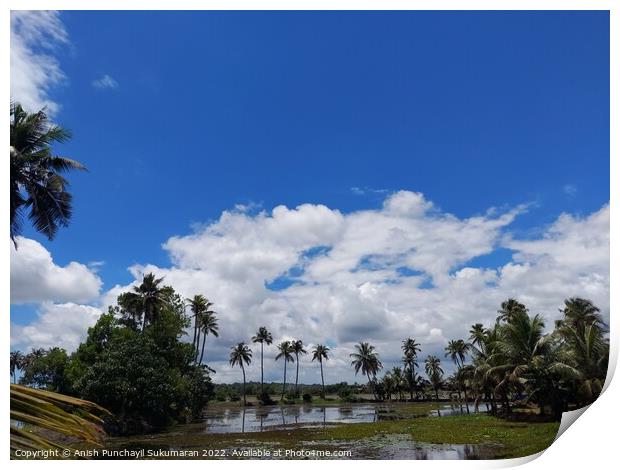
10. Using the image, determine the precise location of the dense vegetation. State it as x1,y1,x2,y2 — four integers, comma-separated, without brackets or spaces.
13,276,214,434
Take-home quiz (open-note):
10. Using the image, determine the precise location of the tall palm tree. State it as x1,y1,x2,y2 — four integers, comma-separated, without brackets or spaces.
229,343,252,406
252,327,273,396
350,342,383,399
198,311,219,365
424,355,444,401
10,350,24,384
390,366,405,400
497,298,527,323
186,295,208,353
555,299,608,407
311,344,330,398
122,273,167,331
292,339,307,396
558,297,606,333
468,323,487,354
402,338,421,399
275,341,295,401
445,339,471,411
10,103,86,245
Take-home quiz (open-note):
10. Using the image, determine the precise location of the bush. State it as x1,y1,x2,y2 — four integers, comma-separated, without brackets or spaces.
258,391,275,405
228,391,241,402
302,393,312,403
214,388,228,402
338,387,359,403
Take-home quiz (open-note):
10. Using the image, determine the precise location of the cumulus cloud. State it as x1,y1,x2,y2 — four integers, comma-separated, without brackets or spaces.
11,192,609,383
10,11,68,114
92,74,118,90
10,237,103,304
95,192,608,383
11,302,102,352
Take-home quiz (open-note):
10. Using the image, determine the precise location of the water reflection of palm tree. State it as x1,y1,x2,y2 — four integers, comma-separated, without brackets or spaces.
280,406,286,426
256,408,269,431
321,406,326,426
241,408,246,433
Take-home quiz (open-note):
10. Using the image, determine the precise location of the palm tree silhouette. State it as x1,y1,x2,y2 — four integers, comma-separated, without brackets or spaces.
186,295,208,355
121,273,167,331
445,339,471,412
198,310,219,365
292,340,307,396
311,344,330,398
252,327,273,396
424,355,444,401
275,341,295,401
350,342,383,399
402,338,421,399
10,103,86,245
229,343,252,406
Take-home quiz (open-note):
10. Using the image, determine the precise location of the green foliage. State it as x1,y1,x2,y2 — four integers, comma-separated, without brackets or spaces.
19,347,71,394
66,281,214,433
10,102,86,243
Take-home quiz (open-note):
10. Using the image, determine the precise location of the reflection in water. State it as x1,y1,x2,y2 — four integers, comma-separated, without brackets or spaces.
203,402,487,434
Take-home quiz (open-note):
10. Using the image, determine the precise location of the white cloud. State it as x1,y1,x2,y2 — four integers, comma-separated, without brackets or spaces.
92,74,118,90
11,302,102,352
10,11,68,114
11,192,609,384
10,237,103,304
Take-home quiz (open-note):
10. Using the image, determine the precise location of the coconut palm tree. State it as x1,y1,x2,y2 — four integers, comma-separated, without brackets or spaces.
497,298,527,323
186,295,208,353
390,366,405,400
424,355,444,401
120,273,168,331
252,327,273,396
10,103,87,245
311,344,330,398
487,308,578,416
350,342,383,399
275,341,295,401
555,299,608,407
198,310,219,365
229,343,252,406
558,297,607,333
291,339,307,396
10,350,25,384
468,323,487,354
402,338,421,399
445,339,471,411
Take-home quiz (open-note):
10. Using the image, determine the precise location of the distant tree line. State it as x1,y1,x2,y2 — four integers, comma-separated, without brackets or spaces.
12,271,608,430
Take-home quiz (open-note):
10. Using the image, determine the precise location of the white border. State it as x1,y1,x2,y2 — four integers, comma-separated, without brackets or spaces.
3,2,617,469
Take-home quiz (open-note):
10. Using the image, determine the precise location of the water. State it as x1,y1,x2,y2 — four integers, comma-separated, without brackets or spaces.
202,402,487,434
101,402,501,459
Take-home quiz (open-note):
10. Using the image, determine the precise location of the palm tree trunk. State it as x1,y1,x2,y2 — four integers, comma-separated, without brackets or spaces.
199,331,207,364
281,362,287,402
241,364,246,406
260,343,264,396
320,360,325,398
192,316,198,349
194,333,201,362
295,353,299,396
368,377,375,400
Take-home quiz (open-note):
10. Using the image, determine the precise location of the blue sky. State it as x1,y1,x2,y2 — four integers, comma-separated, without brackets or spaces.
11,11,610,381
